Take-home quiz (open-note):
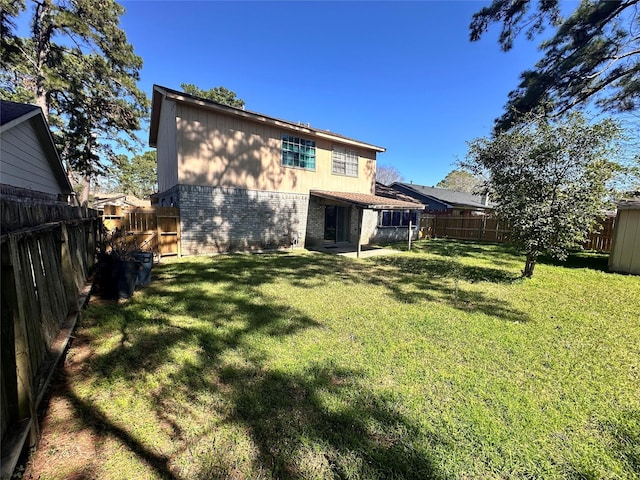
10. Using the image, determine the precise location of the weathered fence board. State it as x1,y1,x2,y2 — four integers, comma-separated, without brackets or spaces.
0,200,97,480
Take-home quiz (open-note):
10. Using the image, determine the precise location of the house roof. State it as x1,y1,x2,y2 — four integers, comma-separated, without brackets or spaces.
92,193,150,208
391,182,494,210
310,190,423,210
0,100,40,128
374,182,422,204
149,84,386,153
0,100,73,195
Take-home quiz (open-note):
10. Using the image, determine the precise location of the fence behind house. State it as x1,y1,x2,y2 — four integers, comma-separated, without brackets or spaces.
419,215,511,243
100,205,180,258
1,200,98,478
419,214,615,252
582,216,616,251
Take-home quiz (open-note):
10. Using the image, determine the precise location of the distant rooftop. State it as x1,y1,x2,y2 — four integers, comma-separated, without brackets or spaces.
392,182,494,209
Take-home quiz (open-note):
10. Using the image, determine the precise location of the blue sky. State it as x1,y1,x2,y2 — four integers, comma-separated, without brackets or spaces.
116,1,547,186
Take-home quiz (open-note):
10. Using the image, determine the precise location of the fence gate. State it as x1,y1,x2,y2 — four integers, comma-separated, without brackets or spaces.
100,206,180,258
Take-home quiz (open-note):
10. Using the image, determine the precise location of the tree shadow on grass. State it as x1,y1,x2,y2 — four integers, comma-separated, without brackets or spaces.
149,251,527,323
197,363,445,479
368,255,528,322
538,251,610,272
40,249,530,478
371,255,520,284
598,409,640,474
64,301,445,478
390,239,523,263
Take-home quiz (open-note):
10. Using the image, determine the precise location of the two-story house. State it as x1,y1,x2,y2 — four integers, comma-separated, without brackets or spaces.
149,85,421,255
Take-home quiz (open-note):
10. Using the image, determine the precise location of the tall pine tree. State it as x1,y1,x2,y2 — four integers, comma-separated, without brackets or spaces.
470,0,640,132
0,0,148,205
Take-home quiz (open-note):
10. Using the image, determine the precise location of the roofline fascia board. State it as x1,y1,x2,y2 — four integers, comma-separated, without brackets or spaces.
0,108,41,134
153,85,386,153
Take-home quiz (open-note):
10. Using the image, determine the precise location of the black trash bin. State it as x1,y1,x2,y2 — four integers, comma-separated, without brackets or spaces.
133,252,153,285
114,259,140,298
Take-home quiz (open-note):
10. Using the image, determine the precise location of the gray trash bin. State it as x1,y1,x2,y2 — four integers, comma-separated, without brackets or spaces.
132,252,153,285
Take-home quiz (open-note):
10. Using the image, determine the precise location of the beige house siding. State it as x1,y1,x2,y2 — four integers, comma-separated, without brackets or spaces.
174,103,376,195
609,205,640,275
157,99,178,192
0,120,65,196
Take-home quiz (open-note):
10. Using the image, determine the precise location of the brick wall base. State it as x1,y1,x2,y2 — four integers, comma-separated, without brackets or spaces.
174,185,309,255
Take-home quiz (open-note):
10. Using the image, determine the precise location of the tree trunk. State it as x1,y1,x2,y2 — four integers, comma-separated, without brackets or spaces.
33,0,54,117
79,172,91,207
523,253,537,278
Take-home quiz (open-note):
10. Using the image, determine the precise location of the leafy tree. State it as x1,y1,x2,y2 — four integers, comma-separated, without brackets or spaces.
436,169,482,194
470,0,640,131
0,0,148,205
181,83,245,108
462,111,622,277
112,151,157,199
376,165,404,185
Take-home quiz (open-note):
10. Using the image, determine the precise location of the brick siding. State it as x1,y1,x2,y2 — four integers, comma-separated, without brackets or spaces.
177,185,309,255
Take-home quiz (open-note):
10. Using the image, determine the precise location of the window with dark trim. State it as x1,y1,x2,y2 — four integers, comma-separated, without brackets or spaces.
378,210,418,227
332,147,358,176
282,135,316,170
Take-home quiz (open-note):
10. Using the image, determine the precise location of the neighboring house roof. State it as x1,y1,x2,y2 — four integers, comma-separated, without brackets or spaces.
93,193,150,208
375,182,423,204
310,190,423,210
0,100,73,195
149,84,386,153
391,182,494,210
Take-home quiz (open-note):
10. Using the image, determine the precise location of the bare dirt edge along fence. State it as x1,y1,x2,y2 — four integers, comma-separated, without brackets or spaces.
1,200,99,479
419,214,615,252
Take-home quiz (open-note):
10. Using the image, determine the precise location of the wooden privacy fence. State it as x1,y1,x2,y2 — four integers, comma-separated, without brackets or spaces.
100,205,180,258
583,216,616,252
419,215,615,252
1,200,98,479
419,215,511,243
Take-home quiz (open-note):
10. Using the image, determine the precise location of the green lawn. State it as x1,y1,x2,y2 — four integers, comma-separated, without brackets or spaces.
35,240,640,479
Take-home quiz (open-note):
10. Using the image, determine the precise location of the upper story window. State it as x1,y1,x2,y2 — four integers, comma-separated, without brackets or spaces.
332,147,358,177
282,135,316,170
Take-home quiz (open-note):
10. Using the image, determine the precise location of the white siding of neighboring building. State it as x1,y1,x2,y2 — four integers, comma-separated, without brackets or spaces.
0,120,63,196
609,205,640,275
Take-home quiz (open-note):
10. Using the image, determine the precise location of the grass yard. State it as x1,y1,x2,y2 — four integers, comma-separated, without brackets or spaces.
25,240,640,479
